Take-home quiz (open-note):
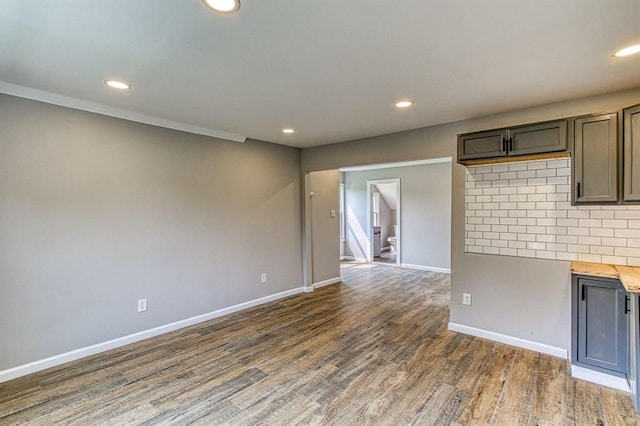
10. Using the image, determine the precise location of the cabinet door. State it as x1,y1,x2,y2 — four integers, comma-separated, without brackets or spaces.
624,104,640,202
573,114,619,204
508,120,567,156
576,277,627,374
457,129,507,161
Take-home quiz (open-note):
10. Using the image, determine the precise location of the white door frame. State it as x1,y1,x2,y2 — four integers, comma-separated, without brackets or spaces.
367,178,401,266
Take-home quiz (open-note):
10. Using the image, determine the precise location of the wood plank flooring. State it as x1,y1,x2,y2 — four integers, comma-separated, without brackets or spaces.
2,261,640,425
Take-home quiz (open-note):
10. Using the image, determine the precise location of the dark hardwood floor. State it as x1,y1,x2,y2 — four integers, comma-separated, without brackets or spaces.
1,262,639,425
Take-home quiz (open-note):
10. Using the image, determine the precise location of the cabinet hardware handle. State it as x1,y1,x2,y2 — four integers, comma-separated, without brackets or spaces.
576,182,581,198
502,138,507,153
625,296,630,314
581,284,585,301
508,138,513,152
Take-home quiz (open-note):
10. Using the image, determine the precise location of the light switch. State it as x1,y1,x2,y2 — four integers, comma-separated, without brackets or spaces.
330,210,336,217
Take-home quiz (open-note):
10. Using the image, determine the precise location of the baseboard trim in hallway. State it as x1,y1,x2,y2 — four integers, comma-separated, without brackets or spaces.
401,263,451,273
0,287,304,384
448,322,568,359
312,276,341,290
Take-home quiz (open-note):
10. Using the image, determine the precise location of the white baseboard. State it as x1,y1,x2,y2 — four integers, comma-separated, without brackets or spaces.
571,365,630,392
0,287,304,384
448,322,568,359
401,263,451,274
313,276,341,289
341,256,367,262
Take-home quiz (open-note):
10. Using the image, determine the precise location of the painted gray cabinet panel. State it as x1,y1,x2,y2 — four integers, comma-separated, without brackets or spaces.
457,129,507,161
457,120,567,163
627,294,640,410
572,276,627,375
624,104,640,202
573,114,619,204
509,120,567,156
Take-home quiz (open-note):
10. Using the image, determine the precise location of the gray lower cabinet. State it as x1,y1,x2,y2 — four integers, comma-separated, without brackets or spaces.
624,104,640,202
572,275,627,375
572,113,619,204
457,120,567,163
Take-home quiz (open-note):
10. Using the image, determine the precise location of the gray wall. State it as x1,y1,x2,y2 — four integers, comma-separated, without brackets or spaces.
302,88,640,351
0,94,303,371
309,170,340,283
344,162,452,269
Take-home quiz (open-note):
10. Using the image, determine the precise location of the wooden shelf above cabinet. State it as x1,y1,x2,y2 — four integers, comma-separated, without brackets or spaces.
458,151,570,166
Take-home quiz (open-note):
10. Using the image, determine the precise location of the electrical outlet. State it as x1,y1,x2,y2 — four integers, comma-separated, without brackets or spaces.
138,298,147,312
261,273,267,283
462,293,471,306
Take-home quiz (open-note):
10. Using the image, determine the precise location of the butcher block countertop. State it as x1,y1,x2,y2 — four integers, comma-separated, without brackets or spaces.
571,261,640,293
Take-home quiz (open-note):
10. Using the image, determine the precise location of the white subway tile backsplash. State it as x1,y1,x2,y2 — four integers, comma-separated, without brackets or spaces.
527,226,546,234
578,253,602,263
537,218,557,226
528,194,547,202
492,164,510,173
567,227,590,236
518,249,536,257
537,234,556,243
536,168,556,178
509,240,526,249
579,219,602,228
500,248,518,256
465,158,640,266
509,163,528,172
590,246,614,255
528,178,547,186
517,186,536,194
590,210,615,219
557,235,578,244
616,247,640,257
500,172,517,180
578,236,602,246
557,252,578,261
547,159,569,168
537,251,557,260
527,162,547,170
568,244,590,254
616,229,640,238
602,255,627,265
518,170,536,179
615,210,640,219
602,237,627,247
590,228,614,237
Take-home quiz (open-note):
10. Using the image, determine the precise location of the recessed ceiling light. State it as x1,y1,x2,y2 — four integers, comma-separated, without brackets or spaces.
105,80,131,90
395,100,414,108
282,128,295,134
613,44,640,57
202,0,240,13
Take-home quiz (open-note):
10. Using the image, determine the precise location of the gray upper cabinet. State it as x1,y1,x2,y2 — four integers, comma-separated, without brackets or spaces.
573,113,619,204
457,129,507,161
509,120,567,156
624,104,640,202
457,120,567,163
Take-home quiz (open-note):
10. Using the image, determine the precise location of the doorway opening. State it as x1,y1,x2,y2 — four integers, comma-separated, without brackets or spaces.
367,179,401,266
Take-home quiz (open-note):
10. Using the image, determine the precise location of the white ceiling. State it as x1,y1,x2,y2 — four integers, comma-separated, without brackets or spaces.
1,0,639,148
